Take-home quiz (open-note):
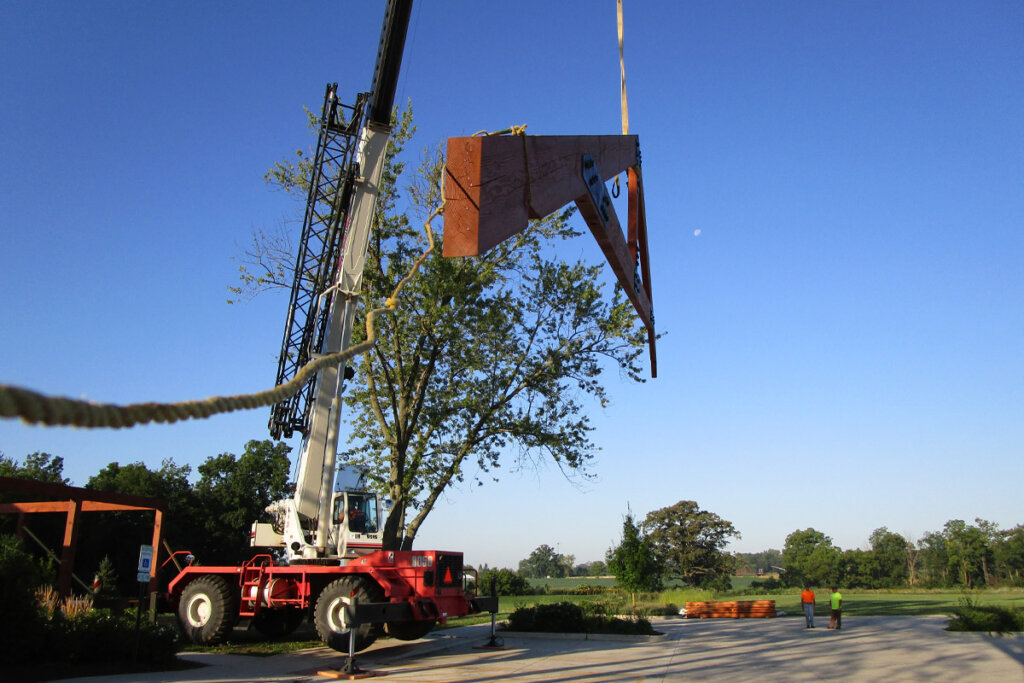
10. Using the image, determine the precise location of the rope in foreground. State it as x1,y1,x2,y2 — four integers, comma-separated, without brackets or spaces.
0,198,442,429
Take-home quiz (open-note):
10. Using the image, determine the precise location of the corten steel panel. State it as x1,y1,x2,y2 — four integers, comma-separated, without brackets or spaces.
443,134,639,257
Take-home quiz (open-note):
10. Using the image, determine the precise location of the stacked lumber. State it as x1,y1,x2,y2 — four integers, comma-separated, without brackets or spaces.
684,600,776,618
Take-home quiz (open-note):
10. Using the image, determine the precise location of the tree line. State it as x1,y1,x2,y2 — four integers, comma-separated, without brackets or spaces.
778,522,1024,588
0,444,291,596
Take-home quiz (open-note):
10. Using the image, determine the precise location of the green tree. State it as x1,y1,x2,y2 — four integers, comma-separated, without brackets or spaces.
93,555,120,600
0,451,69,485
518,544,568,579
250,104,648,550
918,530,950,586
782,528,840,587
84,458,199,593
607,511,662,603
867,527,909,587
642,500,739,590
993,525,1024,586
194,440,292,565
735,549,783,575
944,519,992,588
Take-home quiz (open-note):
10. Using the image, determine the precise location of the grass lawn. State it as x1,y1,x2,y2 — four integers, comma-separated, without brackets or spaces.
733,589,1024,617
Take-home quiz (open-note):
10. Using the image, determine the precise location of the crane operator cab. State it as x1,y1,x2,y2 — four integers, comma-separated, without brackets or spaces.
252,489,385,561
331,490,383,556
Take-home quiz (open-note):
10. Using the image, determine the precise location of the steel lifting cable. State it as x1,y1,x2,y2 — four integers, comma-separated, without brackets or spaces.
0,196,443,430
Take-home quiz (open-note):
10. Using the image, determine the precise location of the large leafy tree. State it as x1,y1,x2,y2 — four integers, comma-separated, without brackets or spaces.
249,104,648,550
782,528,841,587
867,527,909,587
194,440,292,564
642,500,739,590
84,458,200,594
0,451,69,485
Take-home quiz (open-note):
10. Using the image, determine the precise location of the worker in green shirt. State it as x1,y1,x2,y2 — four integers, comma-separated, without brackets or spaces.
828,586,843,629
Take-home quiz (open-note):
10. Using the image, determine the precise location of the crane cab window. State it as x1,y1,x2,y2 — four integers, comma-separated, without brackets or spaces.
333,492,378,534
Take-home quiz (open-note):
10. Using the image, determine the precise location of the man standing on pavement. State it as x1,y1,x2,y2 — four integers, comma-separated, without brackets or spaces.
800,585,816,628
829,586,843,629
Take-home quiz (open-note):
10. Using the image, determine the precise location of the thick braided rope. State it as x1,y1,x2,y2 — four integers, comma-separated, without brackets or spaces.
0,200,441,430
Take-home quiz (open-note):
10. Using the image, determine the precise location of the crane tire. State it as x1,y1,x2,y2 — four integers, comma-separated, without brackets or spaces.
314,576,384,652
178,575,236,644
252,608,305,638
384,619,435,641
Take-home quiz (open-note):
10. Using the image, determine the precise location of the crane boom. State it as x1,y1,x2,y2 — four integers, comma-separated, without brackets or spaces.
265,0,413,560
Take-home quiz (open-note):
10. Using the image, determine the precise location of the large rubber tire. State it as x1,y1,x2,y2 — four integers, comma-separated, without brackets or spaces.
252,608,305,638
314,577,383,652
177,575,237,645
384,619,435,641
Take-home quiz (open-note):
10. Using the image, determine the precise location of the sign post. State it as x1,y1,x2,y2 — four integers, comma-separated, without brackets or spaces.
133,544,153,663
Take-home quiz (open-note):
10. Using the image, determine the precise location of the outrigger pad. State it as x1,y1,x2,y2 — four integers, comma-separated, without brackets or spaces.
443,133,656,377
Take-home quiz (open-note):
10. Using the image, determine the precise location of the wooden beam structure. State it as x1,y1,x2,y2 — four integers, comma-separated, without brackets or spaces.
0,476,166,596
444,133,657,376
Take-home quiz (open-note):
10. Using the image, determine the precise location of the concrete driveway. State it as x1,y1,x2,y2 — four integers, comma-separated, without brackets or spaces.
56,615,1024,682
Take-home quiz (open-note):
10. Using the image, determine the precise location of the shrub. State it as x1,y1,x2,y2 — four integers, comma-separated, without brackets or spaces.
506,601,660,635
508,601,585,632
947,596,1024,634
478,567,532,596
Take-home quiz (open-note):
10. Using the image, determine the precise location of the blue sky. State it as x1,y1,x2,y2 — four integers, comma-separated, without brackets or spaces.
2,1,1022,569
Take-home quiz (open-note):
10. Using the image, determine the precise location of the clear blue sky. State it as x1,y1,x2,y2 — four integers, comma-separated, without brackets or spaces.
2,1,1022,569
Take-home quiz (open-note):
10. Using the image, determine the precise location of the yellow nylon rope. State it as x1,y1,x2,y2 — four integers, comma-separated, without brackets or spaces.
0,190,444,430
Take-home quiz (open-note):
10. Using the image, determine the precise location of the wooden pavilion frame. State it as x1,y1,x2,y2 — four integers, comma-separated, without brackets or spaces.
0,475,165,596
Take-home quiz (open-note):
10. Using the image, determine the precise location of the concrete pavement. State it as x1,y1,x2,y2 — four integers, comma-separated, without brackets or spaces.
56,616,1024,682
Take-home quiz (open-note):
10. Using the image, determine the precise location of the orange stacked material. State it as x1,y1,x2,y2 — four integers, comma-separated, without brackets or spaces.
684,600,777,618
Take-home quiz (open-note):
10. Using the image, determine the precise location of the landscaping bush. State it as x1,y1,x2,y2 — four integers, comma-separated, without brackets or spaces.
0,535,180,670
947,596,1024,634
506,601,660,635
478,567,532,596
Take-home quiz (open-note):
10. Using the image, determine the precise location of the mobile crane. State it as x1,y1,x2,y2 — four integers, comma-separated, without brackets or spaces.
167,0,495,652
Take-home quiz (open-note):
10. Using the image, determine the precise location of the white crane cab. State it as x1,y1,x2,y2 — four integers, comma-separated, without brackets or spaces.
251,489,384,562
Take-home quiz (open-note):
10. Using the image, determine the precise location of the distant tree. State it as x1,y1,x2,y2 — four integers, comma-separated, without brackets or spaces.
868,527,909,587
905,535,921,587
571,560,607,577
735,549,783,575
607,511,662,603
918,530,950,586
782,528,840,587
477,567,531,596
518,544,568,579
993,525,1024,586
641,500,738,590
839,548,877,588
0,451,69,485
943,519,991,588
194,440,292,564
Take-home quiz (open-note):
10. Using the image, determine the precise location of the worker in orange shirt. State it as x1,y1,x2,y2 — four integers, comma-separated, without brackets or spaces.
800,584,816,628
